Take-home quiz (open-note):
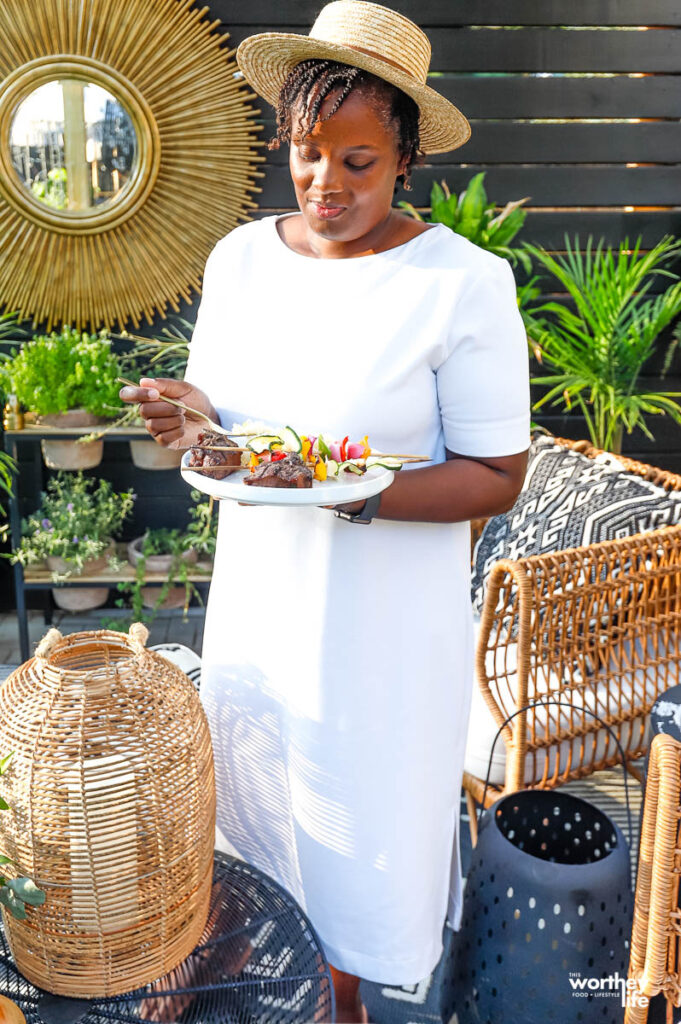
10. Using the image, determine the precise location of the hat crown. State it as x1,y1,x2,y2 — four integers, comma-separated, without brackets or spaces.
309,1,431,84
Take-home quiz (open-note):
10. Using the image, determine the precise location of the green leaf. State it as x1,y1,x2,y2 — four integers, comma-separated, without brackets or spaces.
430,197,452,227
0,798,11,812
456,172,488,239
429,181,446,208
0,856,14,867
7,877,45,906
0,752,14,776
0,888,26,920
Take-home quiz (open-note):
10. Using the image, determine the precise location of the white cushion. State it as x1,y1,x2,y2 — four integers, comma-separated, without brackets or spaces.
464,615,672,786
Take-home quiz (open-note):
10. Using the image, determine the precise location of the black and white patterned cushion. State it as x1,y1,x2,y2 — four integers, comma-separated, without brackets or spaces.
471,435,681,615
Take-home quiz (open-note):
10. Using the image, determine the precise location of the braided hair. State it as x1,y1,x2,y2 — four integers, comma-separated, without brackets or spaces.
268,59,424,191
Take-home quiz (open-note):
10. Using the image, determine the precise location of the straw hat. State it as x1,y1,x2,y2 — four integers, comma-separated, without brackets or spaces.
236,0,471,155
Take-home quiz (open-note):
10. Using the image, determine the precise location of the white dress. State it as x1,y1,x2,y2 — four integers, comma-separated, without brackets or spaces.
185,214,530,984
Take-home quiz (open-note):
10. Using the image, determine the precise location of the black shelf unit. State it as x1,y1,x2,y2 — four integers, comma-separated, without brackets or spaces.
3,426,210,660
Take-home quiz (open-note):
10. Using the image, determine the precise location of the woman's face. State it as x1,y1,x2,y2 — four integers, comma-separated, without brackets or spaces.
289,86,407,243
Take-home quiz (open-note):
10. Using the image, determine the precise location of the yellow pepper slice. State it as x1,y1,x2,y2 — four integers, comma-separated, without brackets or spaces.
314,458,327,481
361,434,371,458
248,452,259,472
301,438,312,462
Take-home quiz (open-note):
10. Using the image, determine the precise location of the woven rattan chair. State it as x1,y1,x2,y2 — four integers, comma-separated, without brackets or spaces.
626,732,681,1023
464,437,681,844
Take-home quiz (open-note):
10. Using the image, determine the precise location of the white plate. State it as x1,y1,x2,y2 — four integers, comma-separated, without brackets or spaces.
181,452,395,507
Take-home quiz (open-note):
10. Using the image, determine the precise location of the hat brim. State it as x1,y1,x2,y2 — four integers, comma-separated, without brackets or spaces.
236,32,471,155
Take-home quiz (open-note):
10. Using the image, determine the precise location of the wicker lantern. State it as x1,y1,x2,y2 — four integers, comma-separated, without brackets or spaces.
0,625,216,998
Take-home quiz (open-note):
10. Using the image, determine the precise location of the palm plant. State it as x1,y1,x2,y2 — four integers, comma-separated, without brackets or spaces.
525,235,681,453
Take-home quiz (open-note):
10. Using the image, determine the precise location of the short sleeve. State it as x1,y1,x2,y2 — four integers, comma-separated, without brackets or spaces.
436,258,530,457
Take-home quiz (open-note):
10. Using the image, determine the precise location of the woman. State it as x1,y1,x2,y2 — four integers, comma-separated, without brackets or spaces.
121,3,530,1020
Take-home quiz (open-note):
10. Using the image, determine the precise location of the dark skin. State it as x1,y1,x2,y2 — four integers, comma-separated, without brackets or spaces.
120,84,527,1023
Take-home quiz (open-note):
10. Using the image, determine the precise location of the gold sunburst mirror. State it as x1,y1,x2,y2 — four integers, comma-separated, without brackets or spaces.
0,0,264,330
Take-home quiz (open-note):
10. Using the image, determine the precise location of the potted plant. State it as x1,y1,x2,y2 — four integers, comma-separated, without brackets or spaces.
11,473,135,611
183,490,217,572
399,171,532,272
525,235,681,453
126,527,198,612
0,325,123,469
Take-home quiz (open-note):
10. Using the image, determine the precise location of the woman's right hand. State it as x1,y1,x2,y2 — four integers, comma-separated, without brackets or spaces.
118,377,217,449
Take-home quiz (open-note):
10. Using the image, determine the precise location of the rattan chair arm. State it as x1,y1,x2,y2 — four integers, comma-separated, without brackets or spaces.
628,734,681,1005
477,558,533,793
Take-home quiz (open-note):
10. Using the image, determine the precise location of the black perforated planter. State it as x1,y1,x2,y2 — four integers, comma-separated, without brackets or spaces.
441,790,632,1024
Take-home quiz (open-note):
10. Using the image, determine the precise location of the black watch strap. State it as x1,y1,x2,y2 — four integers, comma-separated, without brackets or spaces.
335,490,382,524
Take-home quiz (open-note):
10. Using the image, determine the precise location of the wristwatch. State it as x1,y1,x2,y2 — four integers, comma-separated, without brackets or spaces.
334,491,382,524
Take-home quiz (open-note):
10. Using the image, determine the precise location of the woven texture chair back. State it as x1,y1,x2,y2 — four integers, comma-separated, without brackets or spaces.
0,625,215,998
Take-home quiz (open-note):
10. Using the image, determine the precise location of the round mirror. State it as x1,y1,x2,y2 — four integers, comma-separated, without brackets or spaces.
10,79,137,214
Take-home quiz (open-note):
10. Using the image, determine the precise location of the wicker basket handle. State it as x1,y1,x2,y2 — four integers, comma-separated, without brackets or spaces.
34,628,63,661
128,623,149,653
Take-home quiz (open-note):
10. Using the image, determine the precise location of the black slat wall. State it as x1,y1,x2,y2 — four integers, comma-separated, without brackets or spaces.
4,0,681,610
211,0,681,469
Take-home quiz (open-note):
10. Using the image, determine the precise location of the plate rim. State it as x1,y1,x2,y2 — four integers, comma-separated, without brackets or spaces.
180,452,394,507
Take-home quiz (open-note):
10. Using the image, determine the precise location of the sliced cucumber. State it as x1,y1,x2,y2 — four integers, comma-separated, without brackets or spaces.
326,459,339,477
366,456,403,471
280,426,302,453
247,434,283,453
339,461,366,475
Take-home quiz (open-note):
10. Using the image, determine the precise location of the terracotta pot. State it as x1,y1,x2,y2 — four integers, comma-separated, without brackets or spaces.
39,410,107,470
129,440,183,470
127,537,197,610
140,585,190,610
46,542,114,611
127,536,197,574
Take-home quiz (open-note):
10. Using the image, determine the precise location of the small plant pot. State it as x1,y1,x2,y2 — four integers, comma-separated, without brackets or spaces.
127,537,197,610
126,537,197,574
39,410,107,470
196,559,214,574
46,543,114,612
129,440,183,470
140,585,189,610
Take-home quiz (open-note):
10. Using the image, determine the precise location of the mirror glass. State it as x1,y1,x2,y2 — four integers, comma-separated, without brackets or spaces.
10,80,137,213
